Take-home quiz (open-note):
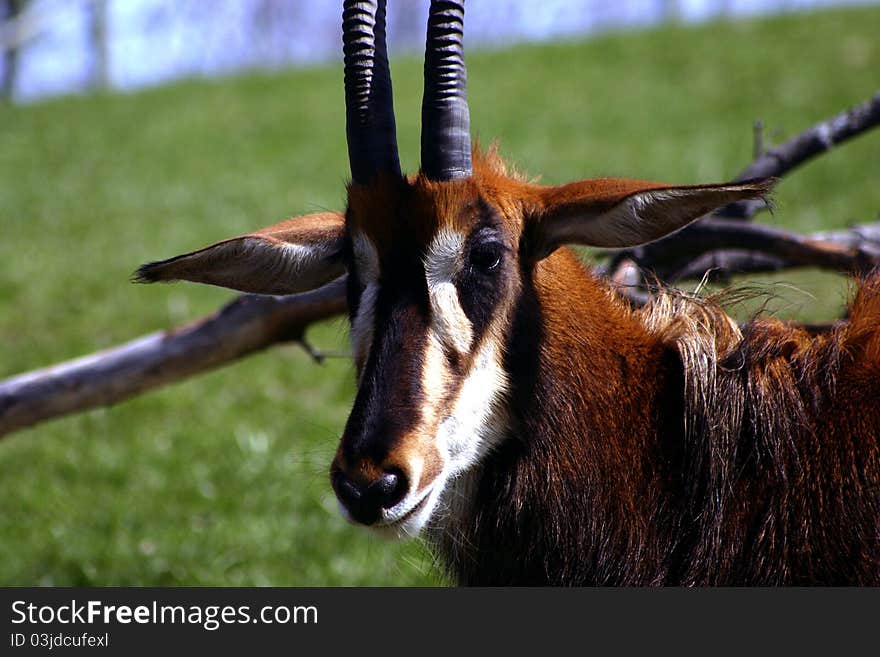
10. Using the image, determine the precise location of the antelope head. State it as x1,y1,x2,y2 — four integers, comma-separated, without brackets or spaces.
137,0,771,538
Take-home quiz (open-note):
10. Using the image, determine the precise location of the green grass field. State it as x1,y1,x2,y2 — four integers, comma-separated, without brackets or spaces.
1,7,878,585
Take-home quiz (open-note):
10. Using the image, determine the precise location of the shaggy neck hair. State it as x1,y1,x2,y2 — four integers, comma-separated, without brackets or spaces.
427,265,880,585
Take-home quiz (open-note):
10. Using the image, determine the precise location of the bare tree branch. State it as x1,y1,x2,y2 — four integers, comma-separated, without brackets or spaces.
654,217,880,277
667,221,880,281
601,219,880,279
604,92,880,289
665,250,785,282
718,92,880,219
0,278,347,438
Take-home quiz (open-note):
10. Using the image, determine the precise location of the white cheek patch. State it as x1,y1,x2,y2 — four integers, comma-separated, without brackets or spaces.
372,329,510,538
435,338,509,475
422,228,508,477
425,229,473,355
421,333,509,477
421,334,449,414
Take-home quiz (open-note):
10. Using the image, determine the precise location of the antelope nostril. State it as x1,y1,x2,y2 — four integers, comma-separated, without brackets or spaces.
336,473,363,501
332,468,409,525
333,471,363,507
374,469,408,510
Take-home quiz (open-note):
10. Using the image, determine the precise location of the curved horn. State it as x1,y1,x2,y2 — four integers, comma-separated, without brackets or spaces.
343,0,400,184
421,0,472,181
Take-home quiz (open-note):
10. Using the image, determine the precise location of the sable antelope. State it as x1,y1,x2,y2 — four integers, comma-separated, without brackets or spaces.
136,0,880,585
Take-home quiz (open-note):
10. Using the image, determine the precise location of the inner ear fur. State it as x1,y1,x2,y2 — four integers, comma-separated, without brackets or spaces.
532,177,775,257
134,211,346,295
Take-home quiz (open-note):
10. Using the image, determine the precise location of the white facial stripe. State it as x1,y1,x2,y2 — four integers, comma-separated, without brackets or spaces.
372,334,509,538
425,228,463,286
434,337,509,475
421,334,448,414
425,229,473,355
350,233,380,376
353,229,510,538
352,232,380,287
431,283,473,354
351,282,378,376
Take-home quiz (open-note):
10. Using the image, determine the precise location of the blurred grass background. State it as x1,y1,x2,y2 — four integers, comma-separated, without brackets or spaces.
1,6,878,585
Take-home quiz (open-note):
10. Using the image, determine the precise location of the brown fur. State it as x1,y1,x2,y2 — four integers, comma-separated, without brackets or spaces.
431,244,880,584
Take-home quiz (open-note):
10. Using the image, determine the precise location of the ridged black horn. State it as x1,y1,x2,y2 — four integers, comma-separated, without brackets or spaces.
421,0,472,181
343,0,400,184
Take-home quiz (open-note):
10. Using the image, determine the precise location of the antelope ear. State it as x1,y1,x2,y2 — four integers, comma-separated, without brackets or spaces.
532,177,775,258
134,212,346,295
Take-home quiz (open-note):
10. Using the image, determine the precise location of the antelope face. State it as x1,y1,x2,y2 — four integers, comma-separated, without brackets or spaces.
330,175,522,536
136,0,772,541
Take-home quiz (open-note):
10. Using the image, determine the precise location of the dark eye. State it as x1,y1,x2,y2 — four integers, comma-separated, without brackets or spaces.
469,241,504,274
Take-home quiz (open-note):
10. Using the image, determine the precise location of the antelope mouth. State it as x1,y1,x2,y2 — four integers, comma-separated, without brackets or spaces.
372,483,439,538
